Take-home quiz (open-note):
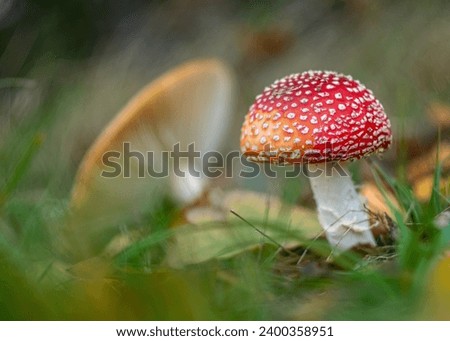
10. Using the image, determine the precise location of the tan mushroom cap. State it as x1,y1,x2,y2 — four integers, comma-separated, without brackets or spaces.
71,59,235,209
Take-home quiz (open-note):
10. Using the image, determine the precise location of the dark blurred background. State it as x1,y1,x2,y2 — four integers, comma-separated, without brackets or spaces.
2,0,449,193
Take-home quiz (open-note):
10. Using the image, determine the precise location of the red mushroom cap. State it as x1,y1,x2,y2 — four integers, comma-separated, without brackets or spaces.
240,70,392,164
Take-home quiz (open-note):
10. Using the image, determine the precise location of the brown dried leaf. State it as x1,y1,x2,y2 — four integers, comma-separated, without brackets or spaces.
360,183,399,214
407,142,450,182
413,174,450,202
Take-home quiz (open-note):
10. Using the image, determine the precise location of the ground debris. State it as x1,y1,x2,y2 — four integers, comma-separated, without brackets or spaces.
273,245,336,280
273,209,398,280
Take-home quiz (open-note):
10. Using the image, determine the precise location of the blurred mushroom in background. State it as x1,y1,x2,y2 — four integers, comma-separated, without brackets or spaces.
67,59,235,259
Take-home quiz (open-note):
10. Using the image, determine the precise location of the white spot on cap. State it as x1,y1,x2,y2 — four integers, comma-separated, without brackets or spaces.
260,136,267,144
287,112,296,119
335,93,343,99
338,104,346,111
301,127,309,134
273,135,280,141
283,126,294,134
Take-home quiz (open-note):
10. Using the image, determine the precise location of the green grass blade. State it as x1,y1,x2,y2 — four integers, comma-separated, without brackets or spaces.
114,228,175,266
0,134,43,207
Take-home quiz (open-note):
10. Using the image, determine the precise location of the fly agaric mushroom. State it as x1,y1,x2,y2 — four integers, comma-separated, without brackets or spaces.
240,71,392,250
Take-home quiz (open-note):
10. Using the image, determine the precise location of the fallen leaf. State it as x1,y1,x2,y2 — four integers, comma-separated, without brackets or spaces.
413,173,449,202
167,189,322,267
407,142,450,182
360,183,400,214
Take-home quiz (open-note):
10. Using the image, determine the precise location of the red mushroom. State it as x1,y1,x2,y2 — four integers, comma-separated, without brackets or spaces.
240,70,392,250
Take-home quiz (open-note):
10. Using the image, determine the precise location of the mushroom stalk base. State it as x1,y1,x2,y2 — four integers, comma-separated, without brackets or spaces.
308,162,376,250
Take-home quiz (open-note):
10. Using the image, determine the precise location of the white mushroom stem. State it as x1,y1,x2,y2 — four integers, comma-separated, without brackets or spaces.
307,162,376,250
169,159,206,203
